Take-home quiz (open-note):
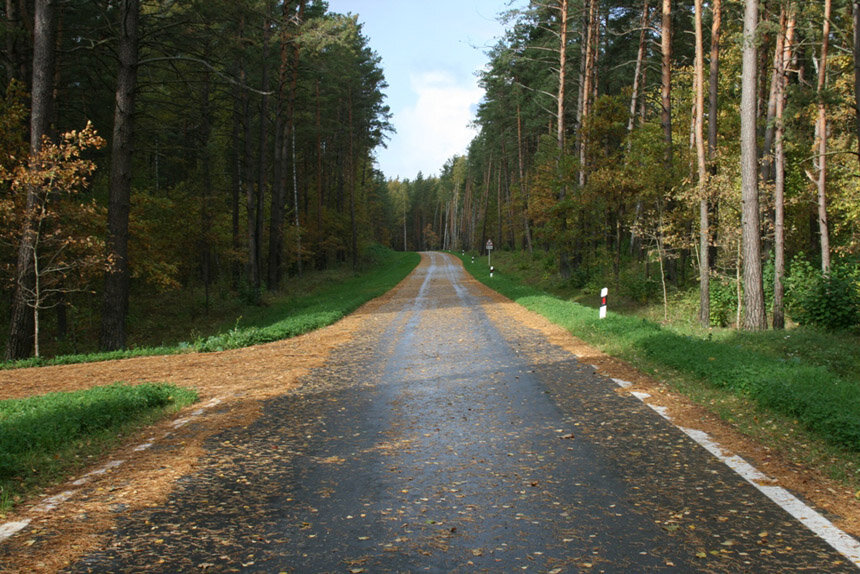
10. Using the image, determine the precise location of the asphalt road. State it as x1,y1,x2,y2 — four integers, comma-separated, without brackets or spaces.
68,252,856,573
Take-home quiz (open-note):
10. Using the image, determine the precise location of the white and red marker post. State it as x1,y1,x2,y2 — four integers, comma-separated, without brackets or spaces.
599,287,608,319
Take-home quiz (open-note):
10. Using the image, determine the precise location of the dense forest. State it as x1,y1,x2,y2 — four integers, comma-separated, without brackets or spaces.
0,0,398,359
3,0,860,361
397,0,860,332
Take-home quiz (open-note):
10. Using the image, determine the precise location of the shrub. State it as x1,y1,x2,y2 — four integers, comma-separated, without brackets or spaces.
619,267,660,304
786,256,860,330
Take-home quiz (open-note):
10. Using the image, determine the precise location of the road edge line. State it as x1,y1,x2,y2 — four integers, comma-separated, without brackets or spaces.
615,378,860,569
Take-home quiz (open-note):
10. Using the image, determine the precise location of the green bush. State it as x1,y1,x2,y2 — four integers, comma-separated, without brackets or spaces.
619,268,660,304
786,256,860,331
709,275,738,328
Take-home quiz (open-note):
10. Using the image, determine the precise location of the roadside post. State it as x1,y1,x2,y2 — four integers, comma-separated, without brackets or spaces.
490,266,495,278
599,287,608,319
486,239,494,267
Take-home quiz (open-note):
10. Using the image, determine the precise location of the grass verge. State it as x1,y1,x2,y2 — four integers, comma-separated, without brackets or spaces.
2,249,420,369
0,383,198,512
193,251,420,352
460,252,860,487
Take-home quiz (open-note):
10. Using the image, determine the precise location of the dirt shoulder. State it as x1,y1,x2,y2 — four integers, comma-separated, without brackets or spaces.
1,252,858,572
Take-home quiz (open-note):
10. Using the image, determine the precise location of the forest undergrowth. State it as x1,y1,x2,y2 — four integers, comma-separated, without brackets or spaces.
1,247,419,369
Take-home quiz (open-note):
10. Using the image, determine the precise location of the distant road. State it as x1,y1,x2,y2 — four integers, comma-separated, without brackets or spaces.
67,252,857,572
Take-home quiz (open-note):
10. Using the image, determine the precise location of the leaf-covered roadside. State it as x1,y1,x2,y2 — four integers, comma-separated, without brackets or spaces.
460,253,860,455
0,382,197,511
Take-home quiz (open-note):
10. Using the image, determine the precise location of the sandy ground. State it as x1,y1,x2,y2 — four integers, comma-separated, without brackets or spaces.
0,252,858,572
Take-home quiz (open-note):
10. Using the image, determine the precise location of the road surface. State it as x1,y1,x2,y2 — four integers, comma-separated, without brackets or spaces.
66,252,855,572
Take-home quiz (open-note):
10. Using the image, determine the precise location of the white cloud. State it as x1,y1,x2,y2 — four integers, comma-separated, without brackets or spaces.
385,71,482,179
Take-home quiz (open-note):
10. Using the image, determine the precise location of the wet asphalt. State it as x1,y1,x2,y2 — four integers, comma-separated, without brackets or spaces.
67,252,856,573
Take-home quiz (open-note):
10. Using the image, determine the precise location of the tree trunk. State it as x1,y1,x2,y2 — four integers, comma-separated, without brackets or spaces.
268,6,288,291
557,0,571,280
708,0,721,170
315,79,324,238
291,2,304,276
4,0,28,83
348,90,357,270
706,0,722,269
575,0,588,182
740,0,766,330
230,37,243,290
578,0,597,188
660,0,673,164
816,0,832,274
517,104,533,254
761,30,783,183
257,2,271,286
695,0,709,328
199,70,213,311
6,0,56,360
627,0,650,140
99,0,139,351
773,4,794,330
854,0,860,168
231,7,248,290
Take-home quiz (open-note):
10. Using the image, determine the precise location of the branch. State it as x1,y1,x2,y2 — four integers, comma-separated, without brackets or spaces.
517,81,559,105
138,56,274,96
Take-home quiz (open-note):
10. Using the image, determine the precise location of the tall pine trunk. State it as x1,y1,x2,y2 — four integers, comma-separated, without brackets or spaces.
660,0,673,164
100,0,139,351
268,1,299,290
517,103,533,254
708,0,721,170
6,0,57,359
740,0,766,330
773,5,795,330
556,0,571,280
627,0,650,140
815,0,832,274
694,0,709,328
854,0,860,168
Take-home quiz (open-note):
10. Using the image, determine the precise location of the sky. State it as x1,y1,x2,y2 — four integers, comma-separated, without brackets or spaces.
326,0,524,181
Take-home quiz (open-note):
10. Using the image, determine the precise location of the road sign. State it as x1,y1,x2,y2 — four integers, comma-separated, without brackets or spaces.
486,239,494,251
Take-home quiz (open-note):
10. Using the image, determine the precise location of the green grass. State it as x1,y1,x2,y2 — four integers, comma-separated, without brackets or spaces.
2,249,420,368
460,251,860,458
0,383,198,512
193,250,420,352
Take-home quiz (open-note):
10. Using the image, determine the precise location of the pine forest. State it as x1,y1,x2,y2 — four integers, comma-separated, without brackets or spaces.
2,0,860,360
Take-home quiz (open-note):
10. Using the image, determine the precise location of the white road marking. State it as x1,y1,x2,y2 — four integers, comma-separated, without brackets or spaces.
33,490,77,512
630,389,860,568
0,395,225,543
0,520,30,543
